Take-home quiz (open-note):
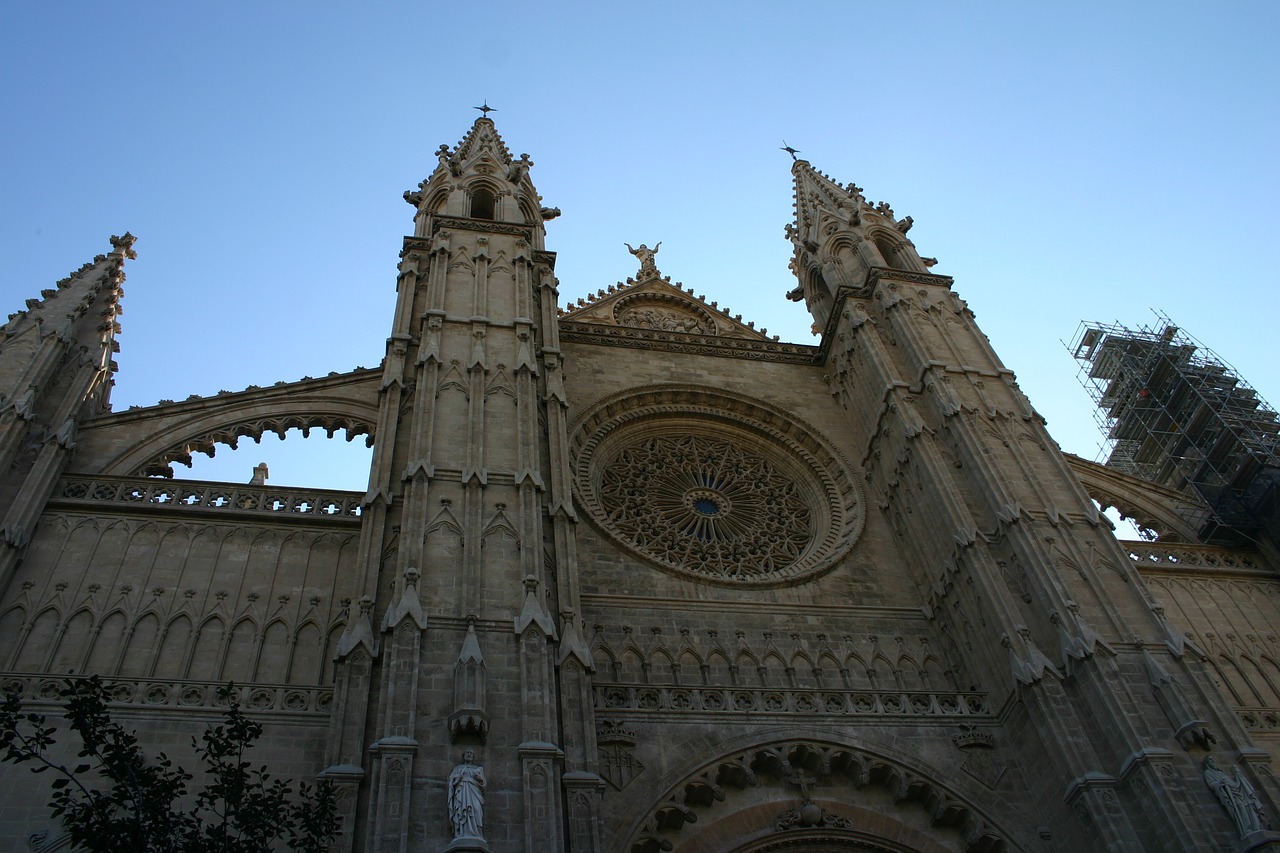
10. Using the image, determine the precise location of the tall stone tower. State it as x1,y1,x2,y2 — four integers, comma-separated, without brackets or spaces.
3,118,1280,853
320,117,601,852
779,159,1280,851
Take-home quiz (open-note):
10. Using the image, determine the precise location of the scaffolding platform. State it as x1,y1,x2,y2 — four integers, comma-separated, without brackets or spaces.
1069,314,1280,546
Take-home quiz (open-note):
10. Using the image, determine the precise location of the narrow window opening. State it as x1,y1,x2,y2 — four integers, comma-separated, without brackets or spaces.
875,237,904,270
470,188,496,220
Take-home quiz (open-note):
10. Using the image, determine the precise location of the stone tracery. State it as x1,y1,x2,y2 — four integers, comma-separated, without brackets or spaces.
598,434,811,581
572,386,864,587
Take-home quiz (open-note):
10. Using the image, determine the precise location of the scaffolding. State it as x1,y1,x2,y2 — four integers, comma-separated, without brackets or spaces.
1069,314,1280,546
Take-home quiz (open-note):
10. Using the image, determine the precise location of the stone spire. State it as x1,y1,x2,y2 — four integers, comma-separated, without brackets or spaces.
787,159,931,333
403,117,558,245
0,233,134,597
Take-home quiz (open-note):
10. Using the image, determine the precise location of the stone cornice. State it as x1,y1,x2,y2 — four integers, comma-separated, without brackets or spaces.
428,217,537,240
581,593,928,621
866,267,955,289
558,320,821,364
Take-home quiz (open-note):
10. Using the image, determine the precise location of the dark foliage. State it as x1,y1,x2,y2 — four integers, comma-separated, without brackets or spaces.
0,677,338,852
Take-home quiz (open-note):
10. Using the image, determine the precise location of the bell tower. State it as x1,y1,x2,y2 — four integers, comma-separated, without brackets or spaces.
787,156,1278,850
323,117,602,853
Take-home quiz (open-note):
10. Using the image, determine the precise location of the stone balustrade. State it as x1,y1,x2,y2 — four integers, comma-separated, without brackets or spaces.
55,474,363,520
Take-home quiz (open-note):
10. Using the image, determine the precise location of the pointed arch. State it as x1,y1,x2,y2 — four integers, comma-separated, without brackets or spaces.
677,648,703,684
222,617,258,682
922,655,952,691
516,193,539,226
705,649,733,685
789,651,817,688
17,607,61,671
817,651,844,687
619,646,645,683
254,619,291,683
52,608,95,675
288,621,323,685
85,611,127,675
1239,655,1280,707
757,651,785,687
734,648,760,675
155,613,193,679
426,187,450,214
592,646,618,678
1215,655,1256,705
323,622,345,682
625,737,1022,853
467,183,497,220
647,648,676,685
189,615,226,679
0,605,26,669
120,613,160,677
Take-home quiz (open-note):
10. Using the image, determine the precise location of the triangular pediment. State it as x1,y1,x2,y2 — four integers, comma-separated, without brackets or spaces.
560,275,776,342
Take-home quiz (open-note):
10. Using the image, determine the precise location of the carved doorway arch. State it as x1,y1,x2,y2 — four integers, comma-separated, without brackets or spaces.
691,799,962,850
626,740,1018,853
730,828,926,852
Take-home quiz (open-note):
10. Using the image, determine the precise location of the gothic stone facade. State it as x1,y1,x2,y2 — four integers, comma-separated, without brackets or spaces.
3,118,1280,852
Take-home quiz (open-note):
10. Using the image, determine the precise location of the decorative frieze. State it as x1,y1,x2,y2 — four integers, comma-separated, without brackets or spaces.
558,321,819,364
0,672,333,717
593,683,988,718
1239,709,1280,733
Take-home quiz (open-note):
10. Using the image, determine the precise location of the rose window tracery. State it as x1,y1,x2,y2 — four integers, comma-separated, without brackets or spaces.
599,435,812,580
572,387,864,587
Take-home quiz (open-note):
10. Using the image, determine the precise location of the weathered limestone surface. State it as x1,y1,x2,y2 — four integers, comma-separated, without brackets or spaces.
1,121,1278,852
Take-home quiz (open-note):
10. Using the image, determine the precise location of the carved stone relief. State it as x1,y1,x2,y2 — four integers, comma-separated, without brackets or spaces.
596,720,644,791
613,292,717,336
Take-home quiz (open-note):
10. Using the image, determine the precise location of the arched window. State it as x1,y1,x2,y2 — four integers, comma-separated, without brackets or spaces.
470,187,496,220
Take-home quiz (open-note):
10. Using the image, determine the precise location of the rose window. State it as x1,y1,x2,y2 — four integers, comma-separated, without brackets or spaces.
598,436,812,580
572,387,864,587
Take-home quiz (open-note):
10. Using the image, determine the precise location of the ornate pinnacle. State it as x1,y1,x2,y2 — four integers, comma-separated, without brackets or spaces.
110,232,137,260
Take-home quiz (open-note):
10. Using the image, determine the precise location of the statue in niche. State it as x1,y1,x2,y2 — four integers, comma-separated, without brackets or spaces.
1203,756,1265,837
448,749,487,839
625,241,662,277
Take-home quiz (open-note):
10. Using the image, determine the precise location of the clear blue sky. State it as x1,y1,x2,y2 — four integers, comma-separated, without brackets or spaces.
2,2,1277,492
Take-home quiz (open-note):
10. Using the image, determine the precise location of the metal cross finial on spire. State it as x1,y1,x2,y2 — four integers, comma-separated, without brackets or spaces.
474,101,497,117
780,141,800,161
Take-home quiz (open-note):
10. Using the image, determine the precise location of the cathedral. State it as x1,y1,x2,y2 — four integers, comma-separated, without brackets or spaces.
3,116,1280,852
